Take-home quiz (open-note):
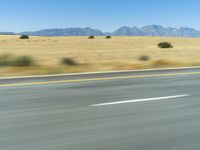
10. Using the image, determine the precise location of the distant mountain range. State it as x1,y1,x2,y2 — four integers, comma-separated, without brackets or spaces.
0,32,16,35
112,25,200,37
20,27,105,36
1,25,200,37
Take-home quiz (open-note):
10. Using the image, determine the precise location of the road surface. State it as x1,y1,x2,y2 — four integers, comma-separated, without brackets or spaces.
1,67,200,150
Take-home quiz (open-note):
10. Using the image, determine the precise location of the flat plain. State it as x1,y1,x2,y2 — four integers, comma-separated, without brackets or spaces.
0,35,200,76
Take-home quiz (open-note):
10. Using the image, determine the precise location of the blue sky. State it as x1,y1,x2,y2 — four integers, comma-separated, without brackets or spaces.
0,0,200,32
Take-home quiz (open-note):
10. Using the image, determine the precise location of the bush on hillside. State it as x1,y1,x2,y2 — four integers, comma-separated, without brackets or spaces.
0,54,34,67
106,35,112,39
88,35,95,39
19,35,30,39
61,57,78,66
138,55,150,61
12,56,34,66
158,42,173,48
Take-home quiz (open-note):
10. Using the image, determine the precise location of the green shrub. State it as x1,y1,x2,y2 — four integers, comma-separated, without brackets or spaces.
0,54,13,66
19,35,30,39
138,55,150,61
0,54,34,67
61,57,78,66
12,56,34,66
106,35,112,39
158,42,173,48
88,35,95,39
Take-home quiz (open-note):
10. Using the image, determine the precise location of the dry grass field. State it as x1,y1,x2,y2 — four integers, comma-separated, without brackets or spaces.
0,35,200,76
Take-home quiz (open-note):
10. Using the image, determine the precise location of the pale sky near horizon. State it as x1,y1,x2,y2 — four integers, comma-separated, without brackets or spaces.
0,0,200,32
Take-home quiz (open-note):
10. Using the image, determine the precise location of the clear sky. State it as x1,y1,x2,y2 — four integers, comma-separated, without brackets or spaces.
0,0,200,32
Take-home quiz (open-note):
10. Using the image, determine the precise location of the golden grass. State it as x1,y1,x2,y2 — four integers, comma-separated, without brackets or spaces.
0,35,200,76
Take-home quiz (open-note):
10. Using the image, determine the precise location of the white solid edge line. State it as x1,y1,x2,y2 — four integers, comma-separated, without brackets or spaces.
0,66,200,80
91,94,190,107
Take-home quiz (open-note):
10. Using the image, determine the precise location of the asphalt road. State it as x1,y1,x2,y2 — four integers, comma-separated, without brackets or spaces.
1,68,200,150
